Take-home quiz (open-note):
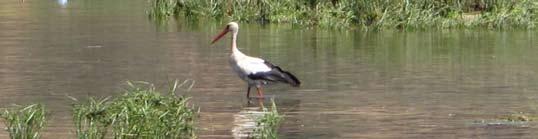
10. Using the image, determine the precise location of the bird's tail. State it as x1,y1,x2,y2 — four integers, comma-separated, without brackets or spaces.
263,61,301,87
281,70,301,87
271,66,300,87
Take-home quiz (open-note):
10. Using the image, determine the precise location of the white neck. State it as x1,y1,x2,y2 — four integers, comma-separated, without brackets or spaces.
231,30,243,55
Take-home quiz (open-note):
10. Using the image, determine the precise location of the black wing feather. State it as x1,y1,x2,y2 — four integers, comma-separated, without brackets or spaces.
247,61,301,87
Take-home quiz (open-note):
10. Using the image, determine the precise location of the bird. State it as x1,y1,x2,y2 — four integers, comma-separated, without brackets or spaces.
211,22,300,99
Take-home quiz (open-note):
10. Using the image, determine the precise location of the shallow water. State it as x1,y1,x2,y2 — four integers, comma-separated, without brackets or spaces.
1,0,538,138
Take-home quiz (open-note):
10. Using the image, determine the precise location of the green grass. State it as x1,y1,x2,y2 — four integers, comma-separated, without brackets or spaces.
148,0,538,30
252,100,283,139
71,80,198,139
1,104,47,139
0,79,285,138
72,97,111,139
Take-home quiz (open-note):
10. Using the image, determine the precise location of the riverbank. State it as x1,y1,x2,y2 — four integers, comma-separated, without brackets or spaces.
1,81,283,139
149,0,537,30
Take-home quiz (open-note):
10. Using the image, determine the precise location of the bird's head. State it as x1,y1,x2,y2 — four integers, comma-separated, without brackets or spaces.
211,22,239,44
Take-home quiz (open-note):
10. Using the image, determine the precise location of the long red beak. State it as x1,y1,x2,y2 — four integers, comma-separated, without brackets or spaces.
211,27,229,44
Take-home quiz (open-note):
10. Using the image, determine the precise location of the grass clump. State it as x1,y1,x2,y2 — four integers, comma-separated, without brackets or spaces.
72,97,111,139
148,0,538,30
72,80,198,139
252,100,283,139
1,104,47,139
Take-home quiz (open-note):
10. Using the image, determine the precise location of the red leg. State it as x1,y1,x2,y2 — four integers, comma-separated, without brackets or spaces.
257,98,264,108
256,87,265,99
246,86,252,98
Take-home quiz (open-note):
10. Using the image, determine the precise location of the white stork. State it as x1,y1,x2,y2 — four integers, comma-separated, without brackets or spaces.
211,22,301,98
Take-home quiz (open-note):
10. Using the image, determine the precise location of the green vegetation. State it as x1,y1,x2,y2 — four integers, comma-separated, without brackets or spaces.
500,112,538,122
148,0,538,30
72,80,198,139
72,97,111,139
0,80,288,138
252,100,283,139
1,104,47,139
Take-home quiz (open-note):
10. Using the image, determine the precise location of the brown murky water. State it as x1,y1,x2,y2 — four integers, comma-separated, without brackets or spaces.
2,0,538,138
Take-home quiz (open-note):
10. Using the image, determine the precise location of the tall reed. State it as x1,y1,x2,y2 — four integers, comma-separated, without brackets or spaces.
148,0,538,30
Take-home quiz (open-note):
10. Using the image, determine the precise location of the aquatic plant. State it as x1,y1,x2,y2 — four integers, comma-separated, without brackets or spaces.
1,104,47,139
148,0,538,30
72,80,198,139
252,100,283,139
72,97,111,139
501,112,538,122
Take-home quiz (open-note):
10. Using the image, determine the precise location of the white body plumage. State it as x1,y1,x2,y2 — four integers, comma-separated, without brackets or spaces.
211,22,300,98
229,52,271,86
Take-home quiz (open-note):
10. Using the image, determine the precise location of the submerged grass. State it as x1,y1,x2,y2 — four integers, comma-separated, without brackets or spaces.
1,104,47,139
72,80,198,139
148,0,538,30
500,112,538,122
252,100,283,139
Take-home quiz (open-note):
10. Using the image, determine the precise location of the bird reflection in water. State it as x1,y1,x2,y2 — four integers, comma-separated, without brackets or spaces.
58,0,67,7
232,98,302,138
232,99,266,138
